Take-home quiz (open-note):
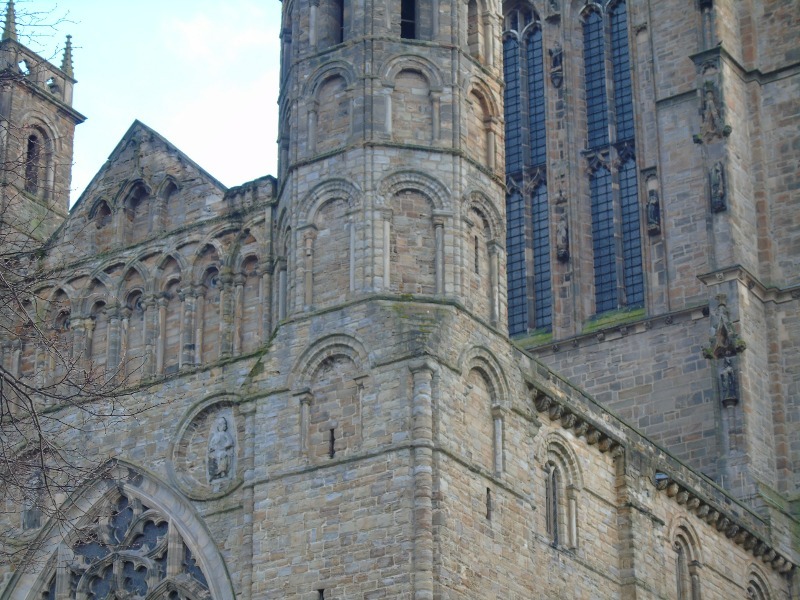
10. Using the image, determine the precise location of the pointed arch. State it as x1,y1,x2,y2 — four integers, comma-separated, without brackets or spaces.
7,462,234,600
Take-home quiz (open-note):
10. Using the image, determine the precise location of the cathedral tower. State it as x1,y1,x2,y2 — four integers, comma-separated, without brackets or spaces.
0,1,84,243
276,0,507,323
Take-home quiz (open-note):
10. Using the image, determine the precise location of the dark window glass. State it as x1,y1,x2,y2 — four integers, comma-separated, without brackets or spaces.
619,157,643,306
503,36,523,175
583,10,609,149
401,0,416,39
506,190,528,335
590,167,617,313
525,27,546,167
531,184,552,330
25,134,41,194
611,1,634,142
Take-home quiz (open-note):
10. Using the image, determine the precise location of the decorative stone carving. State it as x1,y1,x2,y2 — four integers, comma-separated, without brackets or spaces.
646,189,661,234
169,396,242,500
719,356,738,406
549,43,563,88
703,295,746,359
21,470,43,530
207,416,235,486
37,488,211,599
709,160,726,212
556,212,569,261
694,81,731,143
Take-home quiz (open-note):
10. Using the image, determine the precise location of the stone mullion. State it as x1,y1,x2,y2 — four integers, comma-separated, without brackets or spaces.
119,308,131,377
433,218,445,296
156,295,168,375
143,295,158,378
261,265,272,342
177,288,188,370
489,240,502,326
166,518,183,577
180,289,196,368
219,270,234,358
194,286,206,365
106,307,121,376
232,273,245,355
277,258,288,323
409,359,437,600
491,405,504,476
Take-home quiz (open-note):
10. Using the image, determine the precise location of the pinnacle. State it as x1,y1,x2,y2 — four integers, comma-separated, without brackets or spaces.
61,34,73,77
2,0,17,42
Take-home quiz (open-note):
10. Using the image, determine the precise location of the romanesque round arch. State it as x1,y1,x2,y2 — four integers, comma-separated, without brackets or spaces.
464,190,504,242
378,170,450,211
538,431,584,491
296,177,362,227
380,54,444,91
290,333,370,390
457,345,510,408
302,60,359,98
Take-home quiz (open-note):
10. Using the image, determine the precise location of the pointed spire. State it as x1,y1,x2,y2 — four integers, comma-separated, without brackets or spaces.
2,0,17,42
61,34,73,77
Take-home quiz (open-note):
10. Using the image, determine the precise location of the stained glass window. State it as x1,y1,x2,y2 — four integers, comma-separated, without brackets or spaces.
584,1,644,316
503,8,550,335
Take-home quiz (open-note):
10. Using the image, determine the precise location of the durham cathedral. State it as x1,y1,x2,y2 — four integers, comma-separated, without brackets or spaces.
0,0,798,597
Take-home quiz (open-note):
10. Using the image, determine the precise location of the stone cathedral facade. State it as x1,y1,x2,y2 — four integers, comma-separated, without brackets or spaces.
0,0,798,598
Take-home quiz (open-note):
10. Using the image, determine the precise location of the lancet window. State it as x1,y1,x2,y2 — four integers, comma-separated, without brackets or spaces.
582,1,644,315
502,4,550,335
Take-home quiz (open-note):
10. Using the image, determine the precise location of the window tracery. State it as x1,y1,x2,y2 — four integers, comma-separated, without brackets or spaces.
582,0,644,315
502,4,551,335
39,491,210,600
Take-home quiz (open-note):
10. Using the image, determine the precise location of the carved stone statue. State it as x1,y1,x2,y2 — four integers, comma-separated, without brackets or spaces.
549,43,563,88
646,189,661,234
207,416,235,483
556,213,569,261
710,161,726,212
701,87,722,138
719,357,737,403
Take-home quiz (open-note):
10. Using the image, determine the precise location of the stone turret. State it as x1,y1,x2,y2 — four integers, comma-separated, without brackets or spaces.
276,0,507,328
0,2,84,243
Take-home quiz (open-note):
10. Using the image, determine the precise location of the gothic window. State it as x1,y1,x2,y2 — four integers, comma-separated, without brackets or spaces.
502,5,550,335
545,463,561,544
400,0,416,38
672,529,702,600
24,134,41,195
543,440,580,549
124,183,150,244
582,0,644,315
747,574,770,600
36,490,211,599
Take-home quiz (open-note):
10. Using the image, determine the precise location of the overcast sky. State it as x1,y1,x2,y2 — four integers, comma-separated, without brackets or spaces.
16,0,282,204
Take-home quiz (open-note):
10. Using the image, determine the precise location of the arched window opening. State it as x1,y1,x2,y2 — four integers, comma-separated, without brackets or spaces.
400,0,416,39
24,134,42,195
502,6,550,336
34,488,212,599
582,1,644,316
747,575,770,600
124,184,150,244
672,528,702,600
583,8,609,149
545,463,561,545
